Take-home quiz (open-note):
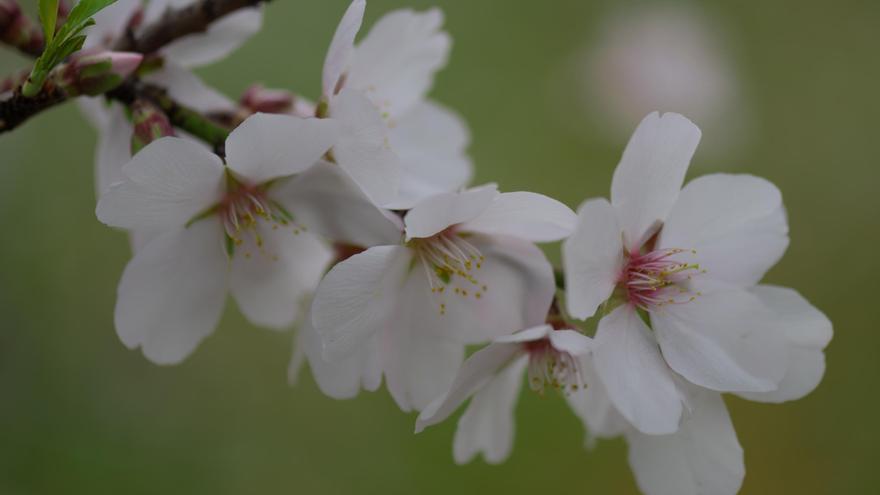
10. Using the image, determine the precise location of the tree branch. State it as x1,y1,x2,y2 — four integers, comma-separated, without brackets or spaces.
0,0,45,58
0,0,269,139
113,0,268,54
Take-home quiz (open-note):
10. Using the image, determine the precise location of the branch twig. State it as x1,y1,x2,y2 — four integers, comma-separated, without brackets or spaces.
113,0,267,54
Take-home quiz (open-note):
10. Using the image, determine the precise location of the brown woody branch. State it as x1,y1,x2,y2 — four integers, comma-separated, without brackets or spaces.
113,0,268,54
0,0,269,137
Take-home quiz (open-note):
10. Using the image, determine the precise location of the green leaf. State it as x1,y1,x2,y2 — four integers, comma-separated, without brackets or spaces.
59,0,118,38
39,0,60,44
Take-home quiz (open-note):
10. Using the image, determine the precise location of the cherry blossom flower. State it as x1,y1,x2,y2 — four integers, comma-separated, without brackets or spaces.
562,111,832,434
80,0,263,197
415,324,592,464
318,0,471,207
308,185,576,411
96,113,337,364
567,360,746,495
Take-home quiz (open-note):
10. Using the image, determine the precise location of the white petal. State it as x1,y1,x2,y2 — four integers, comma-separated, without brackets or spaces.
161,7,263,68
96,137,224,231
294,310,382,399
329,89,401,205
80,100,134,198
737,285,832,403
84,0,141,50
144,62,235,114
273,161,404,247
230,228,332,329
114,220,228,365
563,198,625,319
626,389,744,495
460,192,577,242
383,314,465,412
549,329,593,356
385,100,472,209
312,245,411,361
453,356,527,465
611,112,701,251
225,113,339,183
652,287,790,393
322,0,366,98
416,341,522,433
659,174,789,288
593,305,683,435
417,235,556,344
493,324,553,344
404,185,498,240
348,8,450,119
566,357,628,443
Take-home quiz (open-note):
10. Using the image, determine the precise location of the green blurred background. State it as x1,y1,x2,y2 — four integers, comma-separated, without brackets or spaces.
1,0,877,493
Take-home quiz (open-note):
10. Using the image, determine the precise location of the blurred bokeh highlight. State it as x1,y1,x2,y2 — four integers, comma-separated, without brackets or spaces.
1,0,877,493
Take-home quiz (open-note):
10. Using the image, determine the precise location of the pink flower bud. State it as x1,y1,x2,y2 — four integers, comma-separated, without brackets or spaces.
130,100,175,154
57,51,143,96
240,84,294,114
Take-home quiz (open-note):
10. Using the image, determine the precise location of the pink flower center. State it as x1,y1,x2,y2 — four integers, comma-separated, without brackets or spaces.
524,338,583,394
620,248,704,311
409,229,488,315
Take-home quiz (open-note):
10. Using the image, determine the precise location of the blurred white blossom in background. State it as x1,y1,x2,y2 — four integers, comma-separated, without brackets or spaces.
576,4,750,160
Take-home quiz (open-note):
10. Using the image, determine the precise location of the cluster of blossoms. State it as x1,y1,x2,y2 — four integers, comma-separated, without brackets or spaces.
1,1,832,494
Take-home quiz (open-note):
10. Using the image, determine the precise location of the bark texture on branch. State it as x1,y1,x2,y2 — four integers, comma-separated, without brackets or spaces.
1,0,268,137
113,0,267,54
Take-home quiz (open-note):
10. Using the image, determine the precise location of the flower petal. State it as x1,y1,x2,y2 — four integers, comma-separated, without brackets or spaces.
404,185,498,240
144,62,235,114
114,219,228,365
563,198,625,319
626,388,744,495
230,228,332,329
96,137,224,231
566,356,628,444
329,89,402,205
593,305,683,435
348,7,450,119
611,112,701,251
293,310,383,399
652,287,790,393
79,100,134,197
549,329,593,356
160,7,263,68
416,341,522,433
459,192,577,242
659,173,789,288
453,356,527,465
225,113,339,183
417,235,555,344
322,0,366,98
312,245,411,362
384,100,472,209
273,161,404,247
85,0,141,50
493,324,553,344
737,285,832,403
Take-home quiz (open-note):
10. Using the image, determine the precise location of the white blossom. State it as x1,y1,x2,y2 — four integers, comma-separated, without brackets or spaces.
563,111,833,434
307,185,575,411
96,113,337,364
319,0,471,208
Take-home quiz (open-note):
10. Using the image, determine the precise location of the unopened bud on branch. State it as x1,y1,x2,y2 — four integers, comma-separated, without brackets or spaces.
130,100,175,154
54,51,143,97
240,84,295,114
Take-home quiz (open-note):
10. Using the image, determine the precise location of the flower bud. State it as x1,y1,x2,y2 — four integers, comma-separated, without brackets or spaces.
240,84,294,114
55,51,143,96
130,100,175,154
